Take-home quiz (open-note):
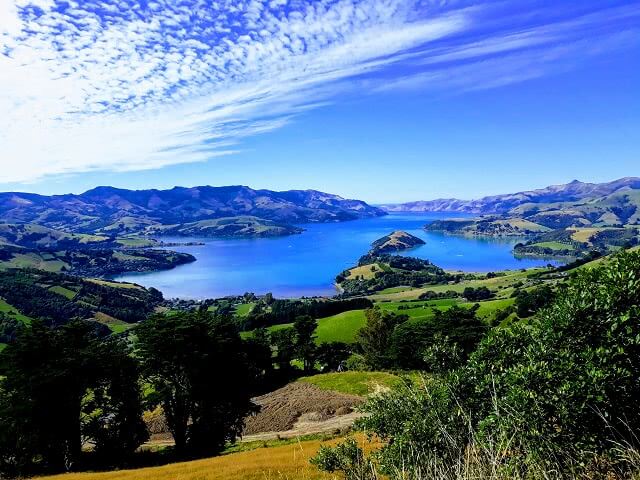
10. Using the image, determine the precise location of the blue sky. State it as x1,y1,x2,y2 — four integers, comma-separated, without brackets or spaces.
0,0,638,203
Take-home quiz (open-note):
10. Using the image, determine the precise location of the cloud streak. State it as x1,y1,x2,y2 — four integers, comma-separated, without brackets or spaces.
0,0,638,183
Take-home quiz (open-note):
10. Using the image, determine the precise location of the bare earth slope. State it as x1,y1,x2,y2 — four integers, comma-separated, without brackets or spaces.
243,382,363,436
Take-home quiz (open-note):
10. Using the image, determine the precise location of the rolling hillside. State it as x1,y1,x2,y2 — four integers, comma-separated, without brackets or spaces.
0,269,162,331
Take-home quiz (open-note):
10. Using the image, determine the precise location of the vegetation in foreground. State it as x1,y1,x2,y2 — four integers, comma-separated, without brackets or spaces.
313,252,640,479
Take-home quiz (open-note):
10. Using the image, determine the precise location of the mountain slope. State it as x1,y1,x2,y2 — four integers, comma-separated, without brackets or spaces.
382,178,640,214
0,186,385,236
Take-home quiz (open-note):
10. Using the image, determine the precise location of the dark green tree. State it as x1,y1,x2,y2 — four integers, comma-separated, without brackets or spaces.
83,336,148,463
316,342,351,371
462,286,492,301
356,308,407,369
136,312,256,457
293,315,317,372
271,327,297,372
243,327,273,391
513,284,555,317
390,305,485,370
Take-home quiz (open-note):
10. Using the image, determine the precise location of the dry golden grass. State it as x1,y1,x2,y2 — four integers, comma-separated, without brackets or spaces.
346,264,379,280
570,227,604,244
86,279,142,290
38,437,355,480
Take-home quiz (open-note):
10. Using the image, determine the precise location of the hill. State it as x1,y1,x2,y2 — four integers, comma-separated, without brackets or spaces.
0,269,163,342
144,216,303,238
382,177,640,214
414,178,640,257
0,223,195,277
0,185,385,237
336,253,453,297
370,230,425,254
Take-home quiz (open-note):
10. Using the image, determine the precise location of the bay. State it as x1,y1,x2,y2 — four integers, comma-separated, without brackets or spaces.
113,213,555,299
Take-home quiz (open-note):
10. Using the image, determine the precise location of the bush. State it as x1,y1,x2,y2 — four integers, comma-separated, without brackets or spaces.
462,286,493,301
314,252,640,479
467,252,640,460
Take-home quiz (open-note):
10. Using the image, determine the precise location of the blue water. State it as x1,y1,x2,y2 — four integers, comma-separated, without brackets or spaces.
114,213,554,299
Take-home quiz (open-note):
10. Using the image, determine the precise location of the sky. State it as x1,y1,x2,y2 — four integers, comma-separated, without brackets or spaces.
0,0,638,203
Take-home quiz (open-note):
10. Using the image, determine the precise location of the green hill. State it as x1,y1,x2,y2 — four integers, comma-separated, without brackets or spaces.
0,269,163,330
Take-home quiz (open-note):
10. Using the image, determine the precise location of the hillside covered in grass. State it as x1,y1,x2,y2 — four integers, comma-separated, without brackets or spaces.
416,178,640,259
0,269,162,345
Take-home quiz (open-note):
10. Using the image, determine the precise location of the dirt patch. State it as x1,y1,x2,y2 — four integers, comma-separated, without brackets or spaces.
242,382,363,435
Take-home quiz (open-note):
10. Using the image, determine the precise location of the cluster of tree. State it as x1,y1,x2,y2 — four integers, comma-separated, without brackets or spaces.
59,248,195,277
353,305,487,371
591,227,639,248
554,249,602,271
0,311,276,477
239,297,373,330
135,314,258,457
0,321,147,477
267,316,351,374
0,314,20,343
462,286,493,301
514,228,586,258
418,289,459,300
314,251,640,479
513,243,581,258
512,284,556,318
0,270,162,326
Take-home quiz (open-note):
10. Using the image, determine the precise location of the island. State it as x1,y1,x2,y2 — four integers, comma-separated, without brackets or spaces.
370,230,425,254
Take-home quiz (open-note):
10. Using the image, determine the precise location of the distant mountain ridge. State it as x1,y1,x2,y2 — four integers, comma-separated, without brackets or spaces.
0,185,385,236
382,177,640,214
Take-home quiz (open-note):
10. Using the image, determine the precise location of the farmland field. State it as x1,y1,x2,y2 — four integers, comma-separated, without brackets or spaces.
262,309,367,344
0,298,32,324
314,310,367,343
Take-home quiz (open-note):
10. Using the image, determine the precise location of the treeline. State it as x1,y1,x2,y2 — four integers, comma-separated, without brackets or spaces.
238,297,373,329
314,251,640,479
347,304,487,371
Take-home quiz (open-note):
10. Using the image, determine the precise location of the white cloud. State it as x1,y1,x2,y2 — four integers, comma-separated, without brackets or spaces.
0,0,637,184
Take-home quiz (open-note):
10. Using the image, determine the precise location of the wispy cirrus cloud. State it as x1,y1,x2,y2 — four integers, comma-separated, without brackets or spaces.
0,0,638,184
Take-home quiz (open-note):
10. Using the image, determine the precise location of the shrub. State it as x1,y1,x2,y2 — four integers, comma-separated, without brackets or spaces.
314,252,640,479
